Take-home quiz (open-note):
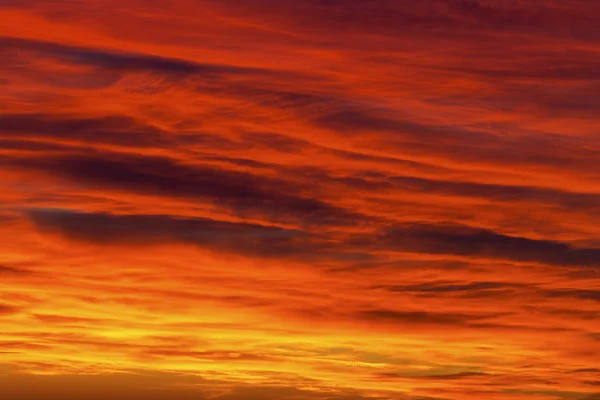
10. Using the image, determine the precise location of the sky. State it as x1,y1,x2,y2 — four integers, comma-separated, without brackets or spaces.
0,1,599,399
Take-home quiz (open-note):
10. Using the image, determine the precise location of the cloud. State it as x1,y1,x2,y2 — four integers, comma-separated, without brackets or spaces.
311,108,479,143
375,281,524,294
312,105,600,177
139,349,275,362
0,369,391,400
0,35,271,78
0,113,173,148
11,152,366,227
27,209,320,259
0,138,84,152
0,304,21,315
220,0,600,43
570,369,600,374
379,371,489,380
1,0,600,399
543,289,600,303
0,265,30,275
296,169,600,213
357,309,493,327
0,370,213,400
444,62,600,82
382,175,600,211
356,222,600,267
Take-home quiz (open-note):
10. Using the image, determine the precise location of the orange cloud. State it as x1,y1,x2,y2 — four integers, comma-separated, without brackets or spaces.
0,1,599,399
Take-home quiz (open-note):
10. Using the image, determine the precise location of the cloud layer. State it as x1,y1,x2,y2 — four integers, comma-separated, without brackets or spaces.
0,1,599,399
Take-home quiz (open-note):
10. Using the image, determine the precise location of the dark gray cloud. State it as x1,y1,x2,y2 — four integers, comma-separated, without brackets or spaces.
354,222,600,267
0,36,271,78
292,168,600,212
313,108,459,139
524,306,599,321
0,138,86,152
27,209,317,259
0,114,171,148
358,309,493,326
9,152,365,227
375,281,524,294
383,175,600,211
26,210,382,265
543,289,600,303
379,371,488,380
0,113,244,151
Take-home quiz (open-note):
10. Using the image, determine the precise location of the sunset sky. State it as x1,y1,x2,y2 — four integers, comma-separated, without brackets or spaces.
1,1,599,399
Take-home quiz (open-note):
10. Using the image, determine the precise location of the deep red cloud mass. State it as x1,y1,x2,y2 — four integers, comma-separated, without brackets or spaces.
0,1,599,399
